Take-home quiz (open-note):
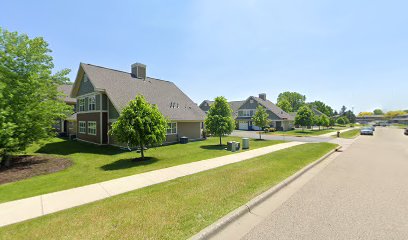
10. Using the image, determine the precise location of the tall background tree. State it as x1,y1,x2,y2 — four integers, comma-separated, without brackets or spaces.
344,110,356,123
109,95,167,161
308,100,334,116
276,99,292,113
0,28,72,167
277,91,306,112
373,109,384,115
205,96,235,145
252,105,270,139
295,105,314,131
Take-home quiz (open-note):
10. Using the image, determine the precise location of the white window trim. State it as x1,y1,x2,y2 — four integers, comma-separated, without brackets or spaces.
167,122,177,135
238,109,255,117
88,95,96,111
79,121,86,134
88,121,97,135
79,99,85,112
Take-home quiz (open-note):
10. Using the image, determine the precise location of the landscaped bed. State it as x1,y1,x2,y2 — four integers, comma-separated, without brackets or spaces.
0,143,337,239
0,155,71,185
0,136,283,203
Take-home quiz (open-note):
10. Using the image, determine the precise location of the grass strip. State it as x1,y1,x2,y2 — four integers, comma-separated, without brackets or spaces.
339,129,361,139
0,142,337,240
0,137,283,203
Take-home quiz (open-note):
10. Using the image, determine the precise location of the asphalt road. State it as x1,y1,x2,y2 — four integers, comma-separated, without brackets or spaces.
242,127,408,240
231,130,332,143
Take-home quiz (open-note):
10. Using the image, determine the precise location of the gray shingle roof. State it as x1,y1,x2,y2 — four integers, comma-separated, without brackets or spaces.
58,84,76,104
81,63,205,121
252,97,294,120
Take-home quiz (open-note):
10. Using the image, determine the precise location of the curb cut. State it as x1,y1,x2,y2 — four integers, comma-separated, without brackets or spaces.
190,145,342,240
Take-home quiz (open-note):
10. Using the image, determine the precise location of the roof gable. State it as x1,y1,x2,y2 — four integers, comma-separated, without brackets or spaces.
71,63,205,121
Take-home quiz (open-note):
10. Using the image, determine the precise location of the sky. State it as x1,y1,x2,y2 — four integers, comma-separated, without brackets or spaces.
1,0,408,113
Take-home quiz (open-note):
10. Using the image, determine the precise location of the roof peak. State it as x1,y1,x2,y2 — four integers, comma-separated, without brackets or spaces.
81,62,172,83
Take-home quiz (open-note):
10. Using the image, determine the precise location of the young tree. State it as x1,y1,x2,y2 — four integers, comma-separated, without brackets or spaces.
319,115,330,129
277,92,306,112
109,95,167,161
373,109,384,115
205,96,235,145
277,99,292,113
314,115,322,130
336,116,349,125
252,105,271,140
295,105,314,131
0,28,72,167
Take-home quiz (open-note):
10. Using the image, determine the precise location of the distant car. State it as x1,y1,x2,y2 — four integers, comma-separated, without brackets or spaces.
360,127,374,135
405,128,408,135
369,125,375,131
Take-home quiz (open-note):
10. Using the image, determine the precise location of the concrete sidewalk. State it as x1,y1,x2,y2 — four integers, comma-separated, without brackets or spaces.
0,141,305,228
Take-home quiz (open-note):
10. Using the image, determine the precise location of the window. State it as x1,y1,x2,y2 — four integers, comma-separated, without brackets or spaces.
79,121,86,134
79,99,85,112
88,121,97,135
167,122,177,135
88,95,96,111
238,109,255,117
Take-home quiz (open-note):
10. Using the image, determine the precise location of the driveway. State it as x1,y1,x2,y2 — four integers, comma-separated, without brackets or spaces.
231,130,333,143
242,127,408,239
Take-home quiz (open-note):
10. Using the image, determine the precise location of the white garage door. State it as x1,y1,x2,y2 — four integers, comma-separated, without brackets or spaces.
239,121,248,130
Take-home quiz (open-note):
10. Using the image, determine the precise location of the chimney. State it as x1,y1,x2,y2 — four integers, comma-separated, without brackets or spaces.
259,93,266,101
131,63,146,79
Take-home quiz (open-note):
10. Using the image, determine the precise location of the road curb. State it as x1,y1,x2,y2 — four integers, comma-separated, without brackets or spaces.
190,145,342,240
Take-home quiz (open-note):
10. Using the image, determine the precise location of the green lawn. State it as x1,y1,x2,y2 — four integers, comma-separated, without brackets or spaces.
338,129,361,139
0,137,283,203
391,123,408,129
267,128,337,137
0,143,337,239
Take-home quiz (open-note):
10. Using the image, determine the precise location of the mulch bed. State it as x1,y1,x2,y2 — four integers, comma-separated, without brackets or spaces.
0,155,72,185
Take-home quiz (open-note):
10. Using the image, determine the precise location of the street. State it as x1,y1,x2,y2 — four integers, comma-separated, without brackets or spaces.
241,127,408,239
211,127,408,240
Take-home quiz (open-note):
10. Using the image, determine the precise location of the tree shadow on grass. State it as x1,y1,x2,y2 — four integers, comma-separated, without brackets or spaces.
200,145,227,151
254,139,266,141
100,157,159,171
36,138,124,156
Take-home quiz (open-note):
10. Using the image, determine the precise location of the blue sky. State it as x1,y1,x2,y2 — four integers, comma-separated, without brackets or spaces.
2,0,408,113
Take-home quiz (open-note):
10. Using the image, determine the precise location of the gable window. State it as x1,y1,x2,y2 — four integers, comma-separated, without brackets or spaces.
79,99,85,112
79,121,86,134
88,121,97,135
238,109,255,117
167,122,177,135
88,95,96,111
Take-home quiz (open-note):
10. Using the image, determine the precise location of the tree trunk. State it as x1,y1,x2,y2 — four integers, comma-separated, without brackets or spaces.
219,135,222,146
0,154,11,168
140,144,145,160
259,131,262,140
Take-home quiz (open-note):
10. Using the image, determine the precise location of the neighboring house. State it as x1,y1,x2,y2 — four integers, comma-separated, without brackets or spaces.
56,84,77,137
391,114,408,125
356,115,385,124
70,62,206,145
200,94,294,131
199,100,245,117
236,94,294,131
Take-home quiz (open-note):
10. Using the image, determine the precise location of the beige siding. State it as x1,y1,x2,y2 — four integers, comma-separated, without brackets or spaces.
177,122,202,140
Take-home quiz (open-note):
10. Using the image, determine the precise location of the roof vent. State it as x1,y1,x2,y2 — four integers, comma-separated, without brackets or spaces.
259,93,266,101
131,63,146,79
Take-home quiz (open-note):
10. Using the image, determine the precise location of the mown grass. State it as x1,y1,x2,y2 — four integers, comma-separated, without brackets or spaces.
339,129,361,139
0,142,337,240
267,128,337,137
0,137,283,203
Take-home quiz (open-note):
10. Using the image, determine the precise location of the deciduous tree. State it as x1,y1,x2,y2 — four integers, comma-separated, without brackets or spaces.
205,96,235,145
109,95,168,161
277,92,306,112
373,109,384,115
0,28,72,167
277,99,292,113
252,105,271,139
295,105,314,131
